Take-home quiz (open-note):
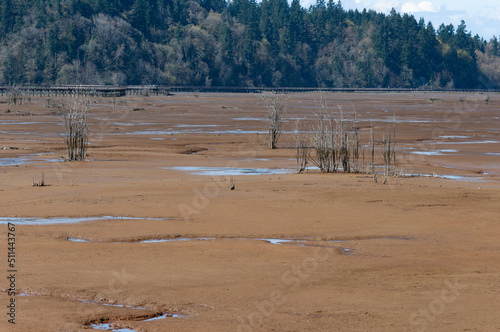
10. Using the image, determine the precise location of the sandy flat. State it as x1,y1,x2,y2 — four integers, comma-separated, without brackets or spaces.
0,92,499,331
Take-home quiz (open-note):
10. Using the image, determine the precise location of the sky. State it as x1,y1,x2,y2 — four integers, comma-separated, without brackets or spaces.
298,0,500,40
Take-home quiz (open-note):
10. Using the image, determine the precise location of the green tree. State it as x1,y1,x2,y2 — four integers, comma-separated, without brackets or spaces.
0,0,12,37
491,36,499,56
416,22,440,81
437,23,454,43
201,0,226,12
130,0,152,34
289,0,305,45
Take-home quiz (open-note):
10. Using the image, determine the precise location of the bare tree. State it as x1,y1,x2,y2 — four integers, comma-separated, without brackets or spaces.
370,122,375,174
262,93,286,149
338,107,350,173
309,98,362,174
310,110,334,172
293,120,310,173
309,95,338,173
64,95,89,161
7,87,22,105
351,124,361,173
304,95,399,177
382,120,396,181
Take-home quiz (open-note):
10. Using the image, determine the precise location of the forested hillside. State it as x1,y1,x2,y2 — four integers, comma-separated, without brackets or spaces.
1,0,499,88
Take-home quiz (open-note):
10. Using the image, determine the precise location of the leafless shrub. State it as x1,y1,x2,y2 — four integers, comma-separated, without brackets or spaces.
5,109,34,116
7,87,32,105
370,122,375,174
310,110,334,172
32,172,45,187
308,99,361,174
382,120,396,181
351,123,361,173
262,93,286,149
293,120,310,173
64,95,89,161
7,87,22,105
300,96,398,178
307,95,337,173
338,107,351,173
46,96,64,109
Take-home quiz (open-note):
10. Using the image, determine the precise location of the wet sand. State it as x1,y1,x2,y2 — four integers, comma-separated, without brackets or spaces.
1,92,499,331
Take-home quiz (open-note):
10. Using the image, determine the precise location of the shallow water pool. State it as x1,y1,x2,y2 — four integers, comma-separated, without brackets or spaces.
0,216,168,225
166,166,292,176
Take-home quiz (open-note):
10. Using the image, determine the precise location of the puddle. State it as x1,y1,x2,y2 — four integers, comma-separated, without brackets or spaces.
90,313,181,332
165,129,267,135
358,118,432,123
112,122,156,126
90,323,137,331
258,238,307,245
0,216,169,225
66,236,353,253
439,135,469,139
175,124,227,128
484,153,500,156
67,237,216,244
106,129,306,136
407,173,485,182
143,313,183,321
0,121,60,125
232,117,263,121
100,127,270,136
149,138,165,140
0,153,61,166
259,238,351,252
140,237,215,243
67,237,92,242
438,174,485,181
66,235,417,256
0,129,59,136
166,166,292,176
435,140,499,145
0,156,31,166
411,149,458,156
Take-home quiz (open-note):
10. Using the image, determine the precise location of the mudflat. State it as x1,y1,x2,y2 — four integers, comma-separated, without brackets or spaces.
0,92,499,331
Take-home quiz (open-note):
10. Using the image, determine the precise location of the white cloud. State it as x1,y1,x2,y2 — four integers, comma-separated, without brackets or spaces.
402,1,439,13
477,6,500,20
302,0,497,39
373,0,400,13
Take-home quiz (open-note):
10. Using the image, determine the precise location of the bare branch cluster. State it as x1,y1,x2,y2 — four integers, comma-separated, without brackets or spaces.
294,95,396,178
306,98,360,173
32,172,45,187
382,120,397,180
64,95,89,161
262,93,286,149
6,87,30,105
293,120,309,173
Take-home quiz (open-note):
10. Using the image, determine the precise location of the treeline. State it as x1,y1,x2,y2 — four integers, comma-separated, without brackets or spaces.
1,0,499,88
